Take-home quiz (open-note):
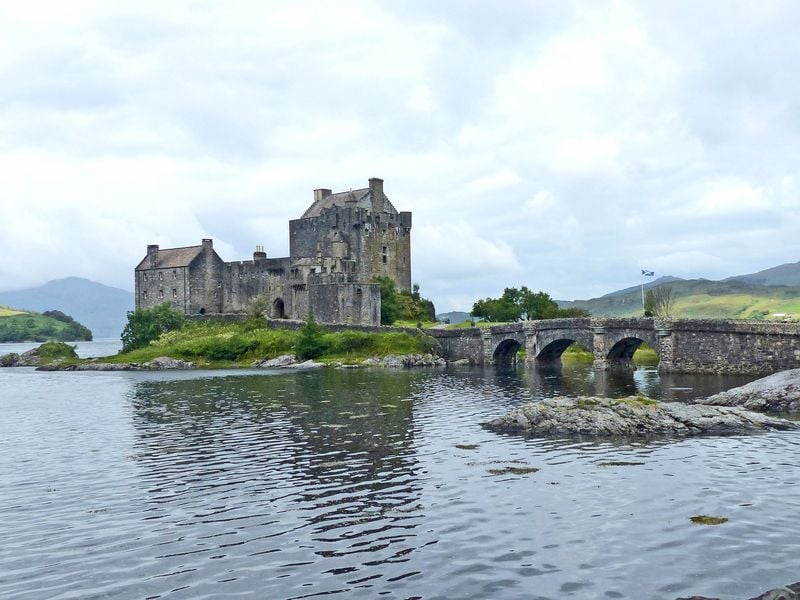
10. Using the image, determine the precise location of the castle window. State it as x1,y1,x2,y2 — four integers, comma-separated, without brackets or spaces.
143,291,148,299
158,289,164,299
142,273,148,282
159,272,163,281
382,246,388,264
173,270,177,279
213,290,218,299
172,288,177,299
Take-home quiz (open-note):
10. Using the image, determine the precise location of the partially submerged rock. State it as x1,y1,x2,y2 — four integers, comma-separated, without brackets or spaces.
701,368,800,412
2,342,78,367
36,357,196,371
483,396,796,438
677,581,800,600
252,354,298,368
142,357,196,370
367,353,446,368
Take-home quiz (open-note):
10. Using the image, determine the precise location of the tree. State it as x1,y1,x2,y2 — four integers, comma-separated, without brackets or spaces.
652,286,676,317
471,287,583,322
121,302,185,351
644,289,656,317
373,276,402,325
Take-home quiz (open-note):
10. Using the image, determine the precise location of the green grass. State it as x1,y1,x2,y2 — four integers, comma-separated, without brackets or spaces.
0,306,27,317
393,319,437,329
105,321,438,367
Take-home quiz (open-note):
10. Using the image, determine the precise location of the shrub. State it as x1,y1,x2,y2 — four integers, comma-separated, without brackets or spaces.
295,314,328,360
121,303,185,352
36,341,78,360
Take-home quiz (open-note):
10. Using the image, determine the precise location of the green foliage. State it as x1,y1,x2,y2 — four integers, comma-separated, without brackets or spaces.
294,314,328,360
644,289,656,317
35,341,78,360
0,310,92,342
374,276,402,325
243,296,270,331
120,302,185,352
472,287,589,322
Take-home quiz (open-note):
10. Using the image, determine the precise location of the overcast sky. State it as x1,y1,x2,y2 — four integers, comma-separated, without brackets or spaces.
2,1,799,311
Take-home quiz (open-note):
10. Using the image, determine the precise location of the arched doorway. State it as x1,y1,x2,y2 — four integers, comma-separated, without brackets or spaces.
199,307,206,315
273,298,286,319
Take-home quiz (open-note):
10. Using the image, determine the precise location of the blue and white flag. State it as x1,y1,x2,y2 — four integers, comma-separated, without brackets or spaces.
641,270,654,277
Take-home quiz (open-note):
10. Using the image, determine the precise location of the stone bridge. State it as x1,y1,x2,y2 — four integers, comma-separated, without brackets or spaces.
429,318,800,375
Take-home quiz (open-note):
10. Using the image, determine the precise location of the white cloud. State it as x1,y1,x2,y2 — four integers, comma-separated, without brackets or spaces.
1,0,800,311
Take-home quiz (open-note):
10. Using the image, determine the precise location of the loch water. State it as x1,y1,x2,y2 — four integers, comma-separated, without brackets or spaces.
2,358,799,600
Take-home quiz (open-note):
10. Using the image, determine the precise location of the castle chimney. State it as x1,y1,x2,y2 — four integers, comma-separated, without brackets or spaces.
147,244,159,268
313,188,332,202
253,245,267,261
202,238,213,250
368,177,384,214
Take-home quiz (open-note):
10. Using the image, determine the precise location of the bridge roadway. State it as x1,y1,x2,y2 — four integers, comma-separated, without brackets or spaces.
428,317,800,375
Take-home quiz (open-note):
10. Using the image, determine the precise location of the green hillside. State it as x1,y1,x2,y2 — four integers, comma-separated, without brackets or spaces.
559,279,800,320
0,307,93,342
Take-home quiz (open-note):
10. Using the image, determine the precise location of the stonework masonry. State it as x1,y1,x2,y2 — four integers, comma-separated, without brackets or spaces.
135,178,411,326
433,318,800,375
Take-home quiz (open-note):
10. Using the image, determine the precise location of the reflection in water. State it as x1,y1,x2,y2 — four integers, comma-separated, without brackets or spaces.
129,369,431,596
1,363,791,600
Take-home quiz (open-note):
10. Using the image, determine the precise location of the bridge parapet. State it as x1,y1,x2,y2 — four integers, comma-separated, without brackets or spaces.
428,318,800,374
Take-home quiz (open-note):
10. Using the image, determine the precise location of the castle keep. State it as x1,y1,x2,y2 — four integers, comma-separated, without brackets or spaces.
135,178,411,326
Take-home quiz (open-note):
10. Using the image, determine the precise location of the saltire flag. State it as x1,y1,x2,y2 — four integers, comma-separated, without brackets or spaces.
641,270,654,276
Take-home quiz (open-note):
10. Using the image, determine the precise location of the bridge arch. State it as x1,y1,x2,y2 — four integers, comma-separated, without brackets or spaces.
605,336,659,368
493,338,523,365
537,338,579,363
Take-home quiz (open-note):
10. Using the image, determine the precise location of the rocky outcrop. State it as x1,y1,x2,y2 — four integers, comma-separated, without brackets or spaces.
1,344,78,367
677,581,800,600
252,354,298,368
364,353,446,368
700,368,800,412
252,355,325,369
483,396,796,438
142,357,196,370
36,356,196,371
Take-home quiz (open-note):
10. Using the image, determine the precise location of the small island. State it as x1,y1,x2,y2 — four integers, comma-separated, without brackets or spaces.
0,307,92,343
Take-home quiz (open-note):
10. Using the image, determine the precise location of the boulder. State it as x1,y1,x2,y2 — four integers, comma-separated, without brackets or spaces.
379,354,446,368
0,352,20,367
677,581,800,600
142,357,196,370
483,396,796,438
252,354,298,368
701,368,800,412
285,359,325,370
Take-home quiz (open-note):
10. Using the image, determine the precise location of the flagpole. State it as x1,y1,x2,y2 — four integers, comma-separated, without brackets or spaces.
641,276,645,314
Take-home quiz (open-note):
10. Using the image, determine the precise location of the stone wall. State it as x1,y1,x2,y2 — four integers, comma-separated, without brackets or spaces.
666,319,800,374
426,318,800,374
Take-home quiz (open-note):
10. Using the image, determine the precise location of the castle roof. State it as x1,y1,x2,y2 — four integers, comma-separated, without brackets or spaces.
300,187,399,219
135,245,204,270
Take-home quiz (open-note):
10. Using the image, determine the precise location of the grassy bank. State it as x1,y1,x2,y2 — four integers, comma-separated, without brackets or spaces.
107,320,439,368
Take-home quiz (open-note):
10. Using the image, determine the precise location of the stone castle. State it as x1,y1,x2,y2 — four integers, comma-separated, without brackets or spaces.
135,178,411,326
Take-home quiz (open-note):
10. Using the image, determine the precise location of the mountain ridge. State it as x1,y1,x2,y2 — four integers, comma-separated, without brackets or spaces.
0,277,134,339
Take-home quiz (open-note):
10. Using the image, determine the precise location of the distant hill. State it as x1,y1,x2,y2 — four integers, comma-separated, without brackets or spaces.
559,278,800,320
0,307,93,342
0,278,134,339
601,276,684,298
725,261,800,287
